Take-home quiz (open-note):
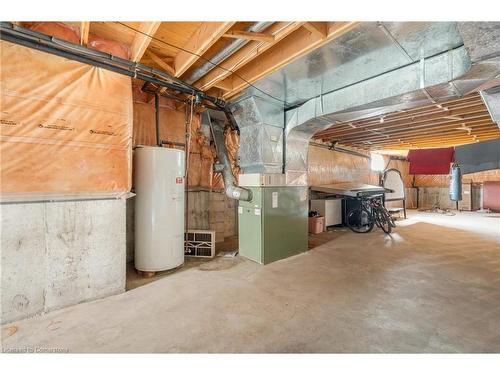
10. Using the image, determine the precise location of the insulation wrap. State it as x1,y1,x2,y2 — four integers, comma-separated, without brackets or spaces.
0,40,133,196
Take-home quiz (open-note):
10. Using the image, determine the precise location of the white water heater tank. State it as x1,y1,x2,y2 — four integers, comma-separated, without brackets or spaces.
134,146,185,272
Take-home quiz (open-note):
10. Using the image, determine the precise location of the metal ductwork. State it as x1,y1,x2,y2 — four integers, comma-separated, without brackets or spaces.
185,22,274,85
230,96,284,174
202,111,252,201
480,85,500,128
231,22,500,186
0,22,230,111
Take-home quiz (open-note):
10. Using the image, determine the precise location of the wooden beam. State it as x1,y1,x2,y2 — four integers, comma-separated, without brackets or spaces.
212,78,234,92
221,21,359,99
147,51,175,76
193,22,305,91
223,30,275,43
316,104,489,138
130,22,161,62
303,22,328,39
80,22,90,45
174,22,236,77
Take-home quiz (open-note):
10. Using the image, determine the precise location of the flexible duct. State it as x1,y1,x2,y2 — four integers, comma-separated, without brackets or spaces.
185,21,274,85
203,111,252,201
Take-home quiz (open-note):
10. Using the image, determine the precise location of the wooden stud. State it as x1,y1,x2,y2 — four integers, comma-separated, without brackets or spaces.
130,22,161,62
80,22,90,45
174,22,236,77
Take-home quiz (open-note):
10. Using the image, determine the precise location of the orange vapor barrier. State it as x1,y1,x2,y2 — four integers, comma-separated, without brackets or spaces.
0,41,133,194
308,146,379,186
88,35,130,60
415,169,500,187
132,100,221,189
23,22,80,44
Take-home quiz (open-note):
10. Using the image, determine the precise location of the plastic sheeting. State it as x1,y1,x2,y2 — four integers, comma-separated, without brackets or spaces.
415,169,500,187
131,100,222,189
308,146,414,190
88,35,130,60
132,102,187,148
23,22,80,44
455,139,500,175
0,41,133,195
308,146,379,187
23,22,131,60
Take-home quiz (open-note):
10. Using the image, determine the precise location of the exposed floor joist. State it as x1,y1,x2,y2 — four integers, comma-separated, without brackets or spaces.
80,22,90,45
302,22,328,39
130,22,161,62
174,22,236,77
314,93,500,150
217,22,359,99
223,30,275,43
147,50,175,76
192,22,305,91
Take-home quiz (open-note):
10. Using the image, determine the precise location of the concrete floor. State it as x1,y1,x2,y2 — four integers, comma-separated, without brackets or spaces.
126,236,239,291
2,210,500,353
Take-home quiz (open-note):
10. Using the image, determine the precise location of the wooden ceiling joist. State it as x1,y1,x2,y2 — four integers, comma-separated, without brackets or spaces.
315,93,500,150
212,79,234,92
364,131,500,147
80,22,90,45
130,22,161,62
174,22,236,77
339,121,497,144
218,21,359,99
339,124,500,147
223,30,275,43
147,51,175,76
193,22,305,91
317,100,487,138
302,22,328,39
322,111,492,141
320,95,484,133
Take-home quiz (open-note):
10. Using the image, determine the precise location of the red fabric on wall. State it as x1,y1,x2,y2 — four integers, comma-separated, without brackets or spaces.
408,147,454,175
483,181,500,212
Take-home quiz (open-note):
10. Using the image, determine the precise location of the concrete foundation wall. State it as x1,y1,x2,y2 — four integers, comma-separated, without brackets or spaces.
126,190,237,263
416,186,482,211
1,198,126,324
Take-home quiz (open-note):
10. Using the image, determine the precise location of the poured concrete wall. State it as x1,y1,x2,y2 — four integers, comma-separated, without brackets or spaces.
1,198,126,324
126,190,237,264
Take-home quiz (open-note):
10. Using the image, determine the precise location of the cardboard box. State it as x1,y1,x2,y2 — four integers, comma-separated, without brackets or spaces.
309,216,325,234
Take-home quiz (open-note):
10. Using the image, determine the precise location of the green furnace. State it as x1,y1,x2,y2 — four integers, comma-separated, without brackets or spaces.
238,174,308,264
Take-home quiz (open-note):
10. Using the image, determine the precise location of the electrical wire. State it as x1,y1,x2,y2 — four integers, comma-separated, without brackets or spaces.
115,22,289,106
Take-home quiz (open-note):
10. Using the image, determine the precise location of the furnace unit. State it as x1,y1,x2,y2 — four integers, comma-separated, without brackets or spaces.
238,173,308,264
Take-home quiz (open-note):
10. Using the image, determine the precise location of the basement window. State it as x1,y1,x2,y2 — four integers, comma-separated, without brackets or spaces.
370,152,385,172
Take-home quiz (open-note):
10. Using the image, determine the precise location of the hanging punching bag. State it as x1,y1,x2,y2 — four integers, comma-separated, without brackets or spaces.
449,162,462,202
